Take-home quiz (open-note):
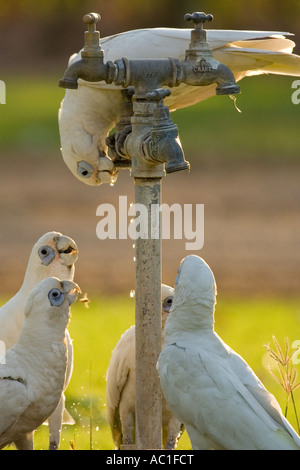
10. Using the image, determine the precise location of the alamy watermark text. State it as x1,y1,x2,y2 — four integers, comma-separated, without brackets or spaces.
0,80,5,104
291,80,300,105
96,196,204,250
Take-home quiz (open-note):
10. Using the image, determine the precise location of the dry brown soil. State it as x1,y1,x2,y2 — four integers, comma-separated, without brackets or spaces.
0,152,299,298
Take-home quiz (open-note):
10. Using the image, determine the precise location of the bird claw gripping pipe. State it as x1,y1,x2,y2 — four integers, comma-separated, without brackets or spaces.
59,11,241,178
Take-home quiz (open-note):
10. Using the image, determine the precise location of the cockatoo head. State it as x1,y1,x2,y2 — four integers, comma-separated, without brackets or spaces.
161,283,174,329
23,232,78,289
168,255,217,331
24,277,80,335
59,125,119,187
58,86,120,187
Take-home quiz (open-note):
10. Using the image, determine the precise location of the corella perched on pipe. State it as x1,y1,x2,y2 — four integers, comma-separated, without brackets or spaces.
59,12,300,185
157,255,300,450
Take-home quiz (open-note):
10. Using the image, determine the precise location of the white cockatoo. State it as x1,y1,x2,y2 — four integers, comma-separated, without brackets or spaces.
0,277,80,450
0,231,79,450
157,255,300,450
106,284,183,449
59,26,300,186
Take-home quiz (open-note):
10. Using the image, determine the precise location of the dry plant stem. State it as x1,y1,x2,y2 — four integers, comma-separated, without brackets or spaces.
265,336,300,434
291,390,300,434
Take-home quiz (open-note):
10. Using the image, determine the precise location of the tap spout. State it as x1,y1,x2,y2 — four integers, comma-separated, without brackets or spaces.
180,60,240,95
182,11,240,95
59,56,115,89
214,64,241,95
59,12,116,89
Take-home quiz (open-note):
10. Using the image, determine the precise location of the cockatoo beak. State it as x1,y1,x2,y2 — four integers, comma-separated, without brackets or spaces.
97,152,119,185
56,236,79,266
62,280,81,306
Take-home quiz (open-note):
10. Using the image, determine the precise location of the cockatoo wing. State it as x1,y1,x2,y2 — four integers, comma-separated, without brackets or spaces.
158,340,300,450
70,28,300,90
0,376,29,438
106,326,135,446
215,46,300,79
225,339,300,445
70,28,296,67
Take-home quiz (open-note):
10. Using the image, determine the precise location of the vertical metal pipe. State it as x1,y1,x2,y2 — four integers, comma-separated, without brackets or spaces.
135,177,162,450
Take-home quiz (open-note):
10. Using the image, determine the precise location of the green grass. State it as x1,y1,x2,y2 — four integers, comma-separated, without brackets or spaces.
5,294,300,450
0,74,299,163
0,74,64,152
175,75,300,163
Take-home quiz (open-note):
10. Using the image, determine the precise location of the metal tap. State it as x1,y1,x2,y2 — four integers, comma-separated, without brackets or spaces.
182,12,241,95
59,13,115,89
113,88,190,176
144,89,190,173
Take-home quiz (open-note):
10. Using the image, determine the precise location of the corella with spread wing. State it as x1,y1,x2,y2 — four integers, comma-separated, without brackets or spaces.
157,255,300,450
0,277,80,450
0,231,79,450
59,26,300,185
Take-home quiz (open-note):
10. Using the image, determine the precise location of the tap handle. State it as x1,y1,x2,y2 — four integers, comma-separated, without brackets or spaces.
83,12,101,31
82,12,103,58
146,88,171,103
184,12,213,29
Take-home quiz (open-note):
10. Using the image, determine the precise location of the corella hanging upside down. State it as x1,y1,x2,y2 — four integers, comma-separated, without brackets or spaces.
59,26,300,185
157,255,300,450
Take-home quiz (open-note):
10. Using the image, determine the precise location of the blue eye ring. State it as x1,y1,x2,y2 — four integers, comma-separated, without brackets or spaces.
48,288,65,307
77,161,94,178
38,245,55,266
163,295,173,313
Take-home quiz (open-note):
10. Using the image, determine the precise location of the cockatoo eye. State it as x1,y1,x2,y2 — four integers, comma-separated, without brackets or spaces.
163,296,173,313
38,245,55,266
48,288,65,307
77,161,94,178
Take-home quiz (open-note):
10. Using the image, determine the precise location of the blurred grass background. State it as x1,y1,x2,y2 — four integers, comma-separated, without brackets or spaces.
1,0,300,450
0,74,299,160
